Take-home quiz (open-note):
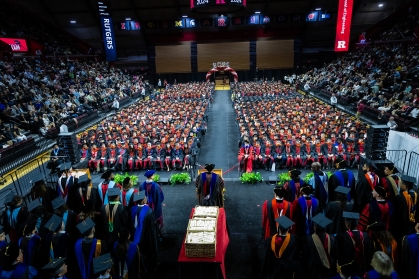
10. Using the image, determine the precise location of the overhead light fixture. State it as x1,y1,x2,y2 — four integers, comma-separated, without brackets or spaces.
378,3,383,7
182,15,188,18
315,8,321,10
125,17,131,21
255,11,261,14
70,20,76,23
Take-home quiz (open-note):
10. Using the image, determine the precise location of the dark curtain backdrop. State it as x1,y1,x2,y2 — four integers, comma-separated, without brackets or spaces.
148,68,296,86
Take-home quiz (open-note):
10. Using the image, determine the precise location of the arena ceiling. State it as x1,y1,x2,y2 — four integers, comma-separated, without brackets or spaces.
20,0,408,60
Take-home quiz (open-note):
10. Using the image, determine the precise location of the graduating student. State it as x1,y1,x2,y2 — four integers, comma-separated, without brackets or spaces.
259,216,302,279
380,165,400,203
30,174,57,213
358,186,394,232
354,162,379,212
308,162,329,210
130,192,157,276
283,169,305,202
92,253,113,279
100,187,128,251
121,177,138,209
292,184,320,237
365,251,399,279
113,228,140,279
140,170,164,238
336,212,372,277
51,196,77,237
324,186,354,235
392,175,418,241
328,159,355,202
74,218,107,279
97,170,121,206
3,194,27,242
0,242,38,279
262,185,292,240
18,219,42,269
399,223,419,279
238,139,254,173
330,254,361,279
18,199,48,241
195,164,224,207
302,214,337,279
368,222,397,267
74,175,101,215
41,257,68,279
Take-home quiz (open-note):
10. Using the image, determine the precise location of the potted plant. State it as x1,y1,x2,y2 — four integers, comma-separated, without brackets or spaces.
278,172,291,185
303,171,333,184
169,173,191,185
153,174,160,183
240,172,263,184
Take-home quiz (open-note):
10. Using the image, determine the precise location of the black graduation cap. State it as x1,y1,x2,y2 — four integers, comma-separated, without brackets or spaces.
274,185,287,197
401,175,416,184
76,217,95,235
289,169,302,176
44,214,63,232
204,164,215,172
42,257,67,276
30,174,45,184
300,184,313,195
342,211,360,220
52,196,66,211
367,222,386,232
335,159,347,168
311,213,332,229
93,253,113,275
386,164,399,174
77,175,89,184
335,186,351,195
27,199,42,212
107,187,121,197
101,170,112,180
275,216,294,231
133,191,145,202
23,220,37,235
59,163,72,171
2,242,20,264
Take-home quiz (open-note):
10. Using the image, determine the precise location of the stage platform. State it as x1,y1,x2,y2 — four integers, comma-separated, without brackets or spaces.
215,80,230,90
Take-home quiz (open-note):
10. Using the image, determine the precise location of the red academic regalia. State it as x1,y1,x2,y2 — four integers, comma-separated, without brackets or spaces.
358,200,393,233
238,145,254,173
262,198,292,239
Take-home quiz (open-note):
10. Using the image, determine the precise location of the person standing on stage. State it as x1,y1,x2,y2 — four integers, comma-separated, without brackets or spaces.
308,162,329,210
259,216,302,279
337,212,372,277
140,170,164,240
130,192,158,278
328,159,355,202
262,185,292,239
238,139,254,173
358,186,394,232
195,164,224,208
302,214,337,279
392,175,418,241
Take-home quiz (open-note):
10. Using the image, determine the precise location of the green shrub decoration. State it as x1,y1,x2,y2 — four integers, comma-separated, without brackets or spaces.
113,173,139,185
278,173,291,185
326,171,333,178
303,172,314,184
240,172,263,183
153,174,160,182
170,173,191,185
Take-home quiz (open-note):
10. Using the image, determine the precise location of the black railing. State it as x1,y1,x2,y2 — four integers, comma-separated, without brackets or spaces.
385,150,408,173
406,151,419,178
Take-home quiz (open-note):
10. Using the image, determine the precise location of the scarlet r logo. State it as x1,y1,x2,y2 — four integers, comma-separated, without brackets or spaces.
216,0,226,3
218,18,226,26
337,41,346,49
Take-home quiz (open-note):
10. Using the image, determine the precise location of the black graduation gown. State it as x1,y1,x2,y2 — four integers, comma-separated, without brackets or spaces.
42,231,76,276
66,177,79,211
130,205,158,274
324,201,354,235
31,185,58,213
113,242,141,279
259,234,302,279
353,175,372,212
18,215,49,241
336,230,372,276
55,209,78,238
74,186,101,215
400,234,419,279
392,191,419,241
328,169,356,201
100,203,128,251
3,205,27,242
74,237,108,279
302,233,337,279
292,197,321,238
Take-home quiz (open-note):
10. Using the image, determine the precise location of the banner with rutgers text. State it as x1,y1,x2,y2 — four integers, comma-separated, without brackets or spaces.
334,0,353,52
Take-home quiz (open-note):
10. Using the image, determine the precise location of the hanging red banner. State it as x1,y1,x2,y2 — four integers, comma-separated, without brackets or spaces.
334,0,353,52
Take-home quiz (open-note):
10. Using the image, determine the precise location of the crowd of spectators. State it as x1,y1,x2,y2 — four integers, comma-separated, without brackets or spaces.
299,43,419,126
77,82,212,174
0,56,147,148
232,82,369,171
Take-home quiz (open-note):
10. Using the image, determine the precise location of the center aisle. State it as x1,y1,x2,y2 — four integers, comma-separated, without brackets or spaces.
198,90,239,178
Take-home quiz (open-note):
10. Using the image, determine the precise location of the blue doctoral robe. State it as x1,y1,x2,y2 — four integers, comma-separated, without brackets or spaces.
140,181,164,225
